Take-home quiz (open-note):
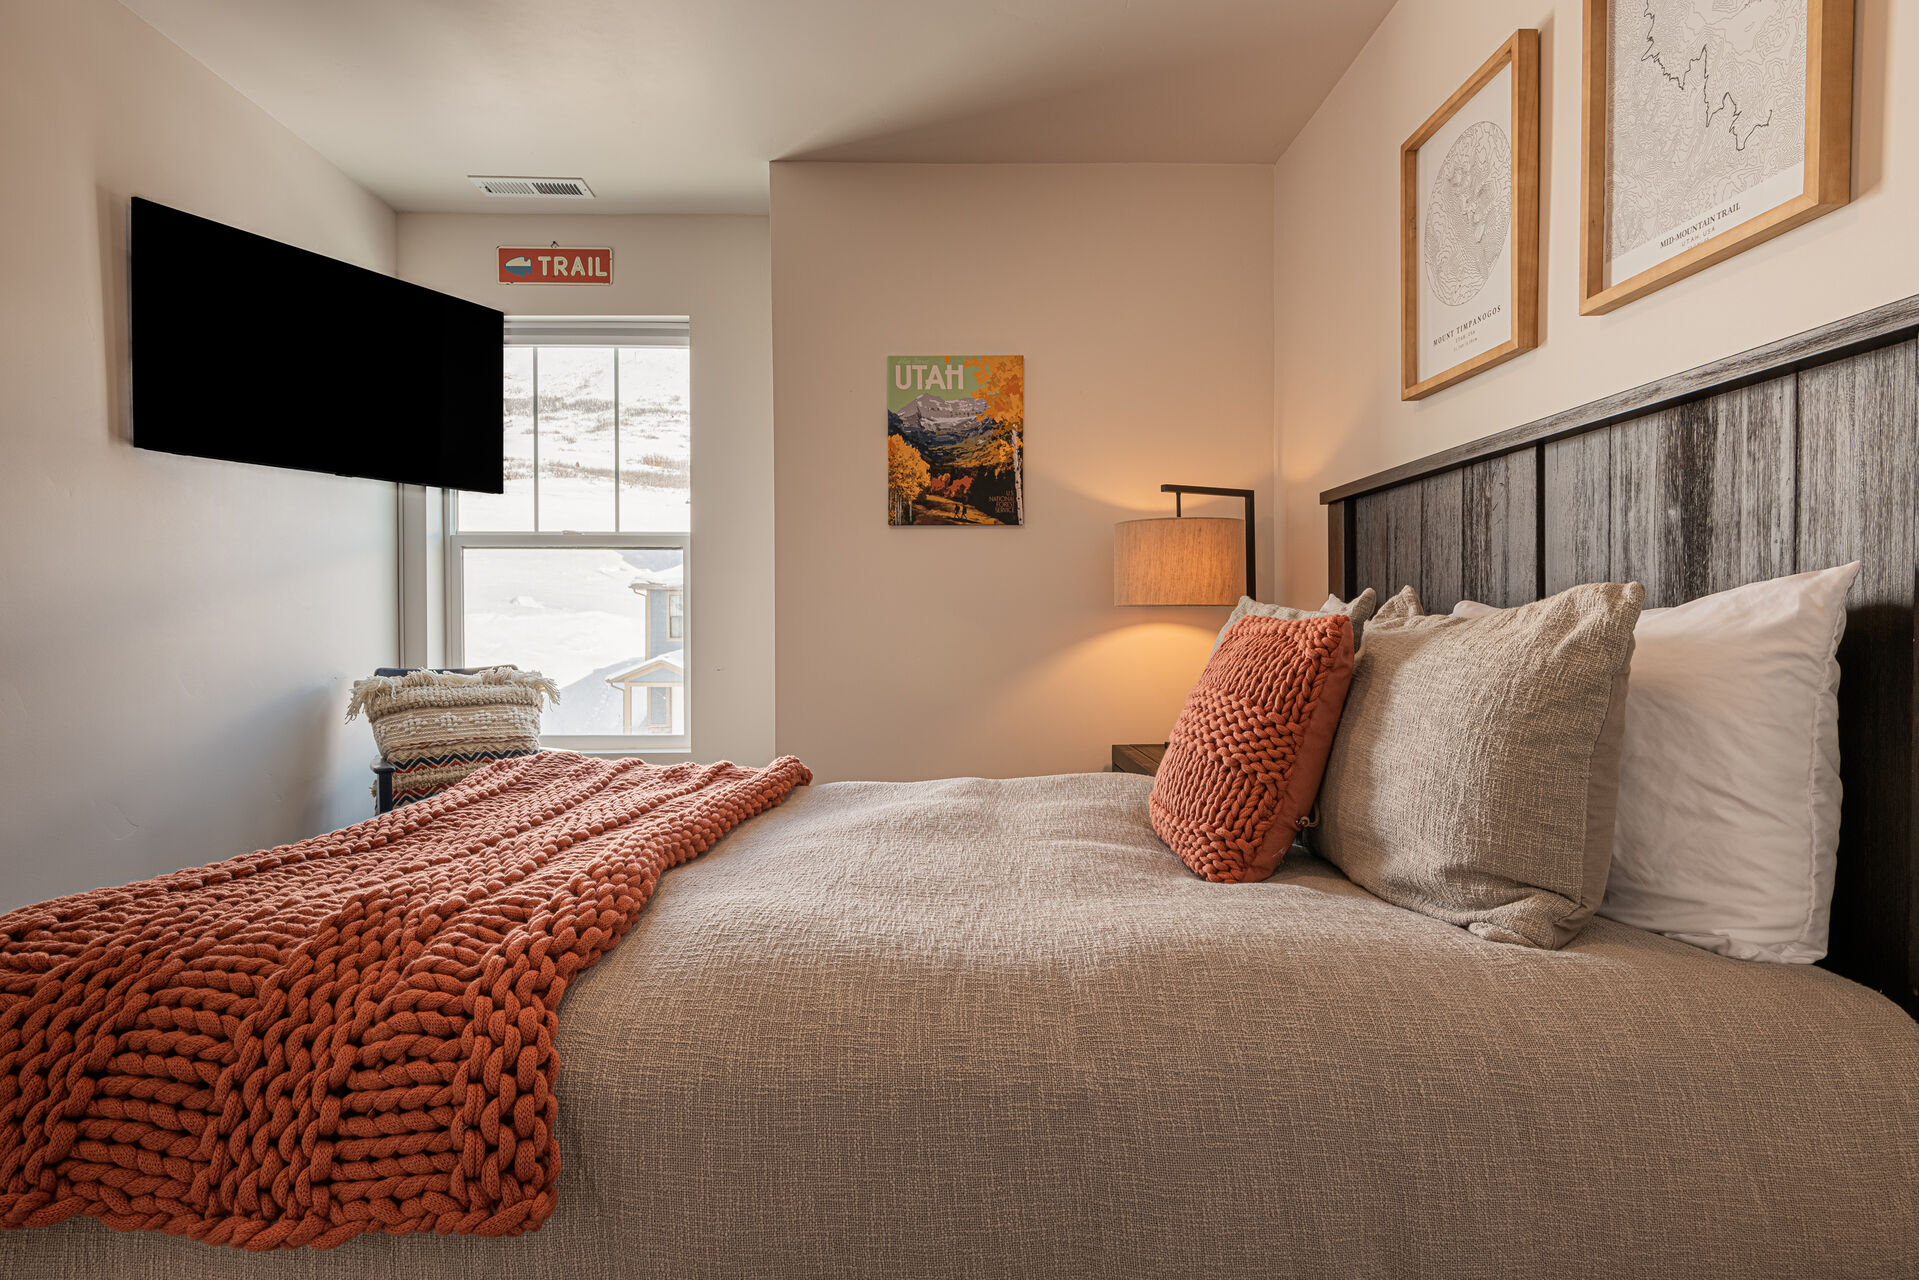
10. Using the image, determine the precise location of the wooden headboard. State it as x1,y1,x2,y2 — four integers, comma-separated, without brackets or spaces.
1322,295,1919,1015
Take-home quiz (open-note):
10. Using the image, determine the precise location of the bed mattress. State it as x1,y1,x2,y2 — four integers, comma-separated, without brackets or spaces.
4,771,1916,1278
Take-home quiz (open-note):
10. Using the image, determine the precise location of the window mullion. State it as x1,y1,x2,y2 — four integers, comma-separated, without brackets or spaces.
448,531,686,551
530,346,541,533
446,541,466,668
612,349,621,533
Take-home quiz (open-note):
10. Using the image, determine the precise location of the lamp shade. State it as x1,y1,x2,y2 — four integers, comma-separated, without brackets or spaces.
1113,517,1245,606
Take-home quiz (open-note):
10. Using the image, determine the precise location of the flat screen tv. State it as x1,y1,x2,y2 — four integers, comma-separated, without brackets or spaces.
131,197,504,492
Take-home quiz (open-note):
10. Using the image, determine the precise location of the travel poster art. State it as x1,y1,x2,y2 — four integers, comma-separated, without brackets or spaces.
886,355,1023,526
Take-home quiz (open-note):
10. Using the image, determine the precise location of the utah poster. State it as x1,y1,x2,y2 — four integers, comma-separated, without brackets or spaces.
886,355,1024,526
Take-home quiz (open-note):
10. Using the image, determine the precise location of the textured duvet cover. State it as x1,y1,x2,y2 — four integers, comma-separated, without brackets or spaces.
3,771,1916,1278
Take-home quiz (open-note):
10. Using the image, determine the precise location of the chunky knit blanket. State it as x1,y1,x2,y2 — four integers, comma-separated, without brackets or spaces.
0,751,811,1250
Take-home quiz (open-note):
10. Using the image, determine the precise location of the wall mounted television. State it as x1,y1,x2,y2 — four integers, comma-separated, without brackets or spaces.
130,197,505,492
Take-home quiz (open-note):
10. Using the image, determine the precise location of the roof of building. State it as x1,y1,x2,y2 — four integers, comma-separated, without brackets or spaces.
602,649,685,685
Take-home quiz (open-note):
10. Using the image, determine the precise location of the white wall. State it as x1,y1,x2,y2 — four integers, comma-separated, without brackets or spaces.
0,0,400,909
771,162,1274,782
396,213,777,766
1273,0,1914,604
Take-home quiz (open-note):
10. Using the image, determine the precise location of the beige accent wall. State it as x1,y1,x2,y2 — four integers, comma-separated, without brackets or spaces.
0,0,399,909
771,162,1274,781
1273,0,1914,605
395,213,776,766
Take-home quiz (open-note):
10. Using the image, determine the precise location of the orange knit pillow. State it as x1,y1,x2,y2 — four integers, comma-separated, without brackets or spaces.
1150,613,1355,883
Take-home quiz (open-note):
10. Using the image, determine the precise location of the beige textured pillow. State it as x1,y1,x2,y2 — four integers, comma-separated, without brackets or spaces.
1214,588,1378,651
1372,585,1423,622
1315,582,1643,949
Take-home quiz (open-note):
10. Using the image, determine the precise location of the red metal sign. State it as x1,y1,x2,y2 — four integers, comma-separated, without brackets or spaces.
497,246,613,284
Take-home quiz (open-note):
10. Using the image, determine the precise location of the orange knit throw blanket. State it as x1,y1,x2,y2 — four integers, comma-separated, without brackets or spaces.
0,751,810,1250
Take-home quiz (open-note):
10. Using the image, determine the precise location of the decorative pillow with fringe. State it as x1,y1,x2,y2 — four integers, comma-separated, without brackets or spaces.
346,667,560,805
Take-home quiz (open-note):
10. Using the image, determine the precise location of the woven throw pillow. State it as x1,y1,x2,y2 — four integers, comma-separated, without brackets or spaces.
385,751,531,808
347,668,560,803
1152,614,1355,883
1214,588,1378,652
1372,584,1423,622
1316,582,1643,948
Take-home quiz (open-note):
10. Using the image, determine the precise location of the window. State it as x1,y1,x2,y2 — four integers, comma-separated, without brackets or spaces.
446,317,691,751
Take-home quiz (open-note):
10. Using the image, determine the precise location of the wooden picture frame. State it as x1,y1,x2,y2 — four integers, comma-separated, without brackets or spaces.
1579,0,1853,315
1401,30,1540,401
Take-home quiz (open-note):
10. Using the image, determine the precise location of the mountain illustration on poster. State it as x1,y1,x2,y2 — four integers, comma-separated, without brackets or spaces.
885,355,1024,527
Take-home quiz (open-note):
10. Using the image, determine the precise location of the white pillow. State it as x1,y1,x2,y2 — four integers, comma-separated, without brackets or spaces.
1453,563,1859,963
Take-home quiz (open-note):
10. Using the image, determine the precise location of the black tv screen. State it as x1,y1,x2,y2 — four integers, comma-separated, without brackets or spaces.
131,197,504,492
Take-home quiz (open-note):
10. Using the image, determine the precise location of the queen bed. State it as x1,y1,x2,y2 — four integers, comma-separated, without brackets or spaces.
5,771,1916,1279
5,298,1919,1278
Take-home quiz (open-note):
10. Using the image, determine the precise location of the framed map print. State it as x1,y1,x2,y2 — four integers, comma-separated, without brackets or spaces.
1579,0,1853,315
1401,30,1540,401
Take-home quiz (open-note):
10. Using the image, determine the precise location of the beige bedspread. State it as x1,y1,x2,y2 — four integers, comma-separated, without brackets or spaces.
4,772,1915,1278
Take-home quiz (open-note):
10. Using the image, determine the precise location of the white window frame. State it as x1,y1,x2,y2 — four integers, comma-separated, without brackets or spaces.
444,316,692,755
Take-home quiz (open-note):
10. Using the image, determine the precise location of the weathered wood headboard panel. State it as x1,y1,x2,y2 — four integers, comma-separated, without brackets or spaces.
1323,295,1919,1014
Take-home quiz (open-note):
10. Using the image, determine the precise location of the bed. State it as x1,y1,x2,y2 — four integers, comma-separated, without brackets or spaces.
6,296,1919,1278
3,770,1915,1279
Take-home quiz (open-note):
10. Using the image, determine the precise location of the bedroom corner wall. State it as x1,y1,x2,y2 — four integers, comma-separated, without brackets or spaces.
1272,0,1915,606
0,0,399,910
771,162,1274,782
395,212,777,767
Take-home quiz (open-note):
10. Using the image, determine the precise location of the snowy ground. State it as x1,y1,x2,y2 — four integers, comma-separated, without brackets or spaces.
459,346,690,534
462,547,684,737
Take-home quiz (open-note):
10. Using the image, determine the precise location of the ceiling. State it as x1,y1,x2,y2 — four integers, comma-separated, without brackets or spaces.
121,0,1396,214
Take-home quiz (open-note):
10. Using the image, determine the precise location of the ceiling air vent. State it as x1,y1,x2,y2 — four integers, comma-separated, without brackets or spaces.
467,175,596,199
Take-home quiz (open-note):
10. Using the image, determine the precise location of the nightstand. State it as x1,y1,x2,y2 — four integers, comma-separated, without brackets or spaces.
1110,743,1167,776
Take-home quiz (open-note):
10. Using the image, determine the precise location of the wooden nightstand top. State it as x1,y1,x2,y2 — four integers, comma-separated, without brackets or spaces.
1110,743,1167,776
